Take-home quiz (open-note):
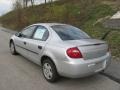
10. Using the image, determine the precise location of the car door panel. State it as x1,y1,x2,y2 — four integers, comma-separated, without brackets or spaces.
14,25,49,65
23,38,46,64
14,25,37,59
14,37,29,57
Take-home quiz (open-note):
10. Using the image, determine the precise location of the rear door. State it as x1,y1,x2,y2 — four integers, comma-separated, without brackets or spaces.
24,25,49,64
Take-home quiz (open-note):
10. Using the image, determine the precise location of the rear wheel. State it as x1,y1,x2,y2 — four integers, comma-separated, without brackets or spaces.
42,59,59,82
10,41,17,55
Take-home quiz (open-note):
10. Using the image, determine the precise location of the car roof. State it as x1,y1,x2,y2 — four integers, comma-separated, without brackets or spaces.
32,23,67,27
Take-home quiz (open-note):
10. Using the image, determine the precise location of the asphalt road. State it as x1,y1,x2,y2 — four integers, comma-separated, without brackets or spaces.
0,28,120,90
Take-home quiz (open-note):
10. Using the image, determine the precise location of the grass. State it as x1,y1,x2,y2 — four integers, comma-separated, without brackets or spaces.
0,0,120,57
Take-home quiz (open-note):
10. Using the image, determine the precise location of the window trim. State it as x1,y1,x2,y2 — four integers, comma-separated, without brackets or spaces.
32,25,49,41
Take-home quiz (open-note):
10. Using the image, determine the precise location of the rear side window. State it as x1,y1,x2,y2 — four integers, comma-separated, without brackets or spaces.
33,26,49,41
51,25,90,40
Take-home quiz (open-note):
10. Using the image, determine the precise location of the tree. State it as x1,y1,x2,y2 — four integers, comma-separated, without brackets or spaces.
23,0,27,7
31,0,35,7
49,0,53,6
13,0,28,29
13,0,23,28
23,0,35,7
45,0,47,4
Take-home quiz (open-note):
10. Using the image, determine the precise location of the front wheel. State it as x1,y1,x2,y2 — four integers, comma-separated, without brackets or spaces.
10,41,17,55
42,59,59,82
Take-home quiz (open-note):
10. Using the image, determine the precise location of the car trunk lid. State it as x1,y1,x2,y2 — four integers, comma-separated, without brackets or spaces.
65,39,108,60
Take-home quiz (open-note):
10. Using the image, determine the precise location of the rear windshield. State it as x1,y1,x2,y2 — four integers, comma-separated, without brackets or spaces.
51,25,90,40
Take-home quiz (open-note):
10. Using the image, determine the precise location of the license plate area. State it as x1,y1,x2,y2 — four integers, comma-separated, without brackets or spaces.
95,61,105,72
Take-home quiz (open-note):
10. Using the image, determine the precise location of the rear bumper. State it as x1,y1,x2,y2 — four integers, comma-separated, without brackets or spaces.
57,52,111,78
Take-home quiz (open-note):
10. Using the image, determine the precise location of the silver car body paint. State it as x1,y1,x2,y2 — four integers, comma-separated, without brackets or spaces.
10,23,111,78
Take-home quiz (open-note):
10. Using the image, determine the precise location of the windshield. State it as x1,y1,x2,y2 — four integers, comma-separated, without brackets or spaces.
51,25,90,40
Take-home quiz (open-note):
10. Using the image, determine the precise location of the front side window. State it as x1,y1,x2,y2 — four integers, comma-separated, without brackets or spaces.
51,25,90,40
33,26,49,41
21,26,36,38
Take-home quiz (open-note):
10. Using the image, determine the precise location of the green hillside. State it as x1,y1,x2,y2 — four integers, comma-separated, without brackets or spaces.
0,0,120,57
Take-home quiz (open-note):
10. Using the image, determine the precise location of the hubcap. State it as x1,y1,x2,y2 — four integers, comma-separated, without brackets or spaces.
43,63,53,80
10,43,14,53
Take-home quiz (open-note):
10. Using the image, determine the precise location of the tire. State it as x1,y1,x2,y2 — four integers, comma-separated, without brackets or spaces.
42,59,59,82
10,41,17,55
100,70,105,73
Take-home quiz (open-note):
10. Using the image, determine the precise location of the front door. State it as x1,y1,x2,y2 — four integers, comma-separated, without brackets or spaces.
15,25,37,58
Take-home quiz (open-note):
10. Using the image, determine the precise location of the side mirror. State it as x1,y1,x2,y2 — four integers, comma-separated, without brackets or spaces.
15,32,23,37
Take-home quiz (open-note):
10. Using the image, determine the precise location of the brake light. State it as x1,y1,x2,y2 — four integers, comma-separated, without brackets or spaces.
66,47,83,58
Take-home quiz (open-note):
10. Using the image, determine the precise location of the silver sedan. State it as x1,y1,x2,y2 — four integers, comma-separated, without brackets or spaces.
9,23,111,82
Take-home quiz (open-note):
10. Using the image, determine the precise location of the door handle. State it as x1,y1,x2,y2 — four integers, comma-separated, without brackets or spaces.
23,42,27,45
38,46,42,49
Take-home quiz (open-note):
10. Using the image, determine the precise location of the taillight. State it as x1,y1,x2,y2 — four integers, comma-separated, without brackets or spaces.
66,47,83,58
